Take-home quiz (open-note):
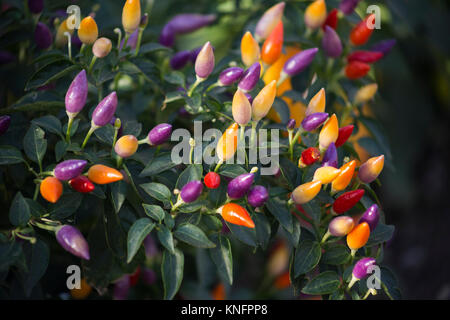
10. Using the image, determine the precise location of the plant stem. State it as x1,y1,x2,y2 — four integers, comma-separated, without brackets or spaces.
289,128,303,161
66,116,74,143
121,33,130,52
187,76,204,97
81,126,96,150
134,27,145,57
88,56,97,74
122,163,143,202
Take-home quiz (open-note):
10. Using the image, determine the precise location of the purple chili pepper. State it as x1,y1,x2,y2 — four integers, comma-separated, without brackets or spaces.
148,123,172,146
238,62,261,92
178,107,191,118
244,92,253,104
348,257,376,288
141,268,156,285
227,170,256,199
170,50,191,70
195,41,215,79
0,115,11,136
34,22,52,50
339,0,362,15
71,35,82,48
371,39,396,56
301,112,329,131
168,14,216,35
113,275,130,300
65,70,88,116
54,159,87,181
92,91,118,127
322,143,338,168
28,0,43,14
180,180,203,203
287,119,296,130
159,24,175,47
0,51,15,65
247,185,269,207
218,67,244,86
359,204,380,231
322,26,342,58
55,225,90,260
120,28,139,50
283,48,318,77
144,234,158,259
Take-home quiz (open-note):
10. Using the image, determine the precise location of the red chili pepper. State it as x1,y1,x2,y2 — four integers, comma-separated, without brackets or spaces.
298,147,321,168
322,8,338,31
332,189,365,214
69,175,95,193
129,266,141,287
350,14,375,46
204,172,221,189
347,51,383,63
345,61,370,80
335,125,354,147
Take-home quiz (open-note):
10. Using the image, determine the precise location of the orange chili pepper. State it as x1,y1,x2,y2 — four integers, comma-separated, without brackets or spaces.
261,21,283,66
241,31,260,67
87,164,123,184
216,123,239,162
219,203,255,228
40,177,63,203
331,160,356,192
122,0,141,34
78,16,98,45
70,278,92,300
346,222,370,255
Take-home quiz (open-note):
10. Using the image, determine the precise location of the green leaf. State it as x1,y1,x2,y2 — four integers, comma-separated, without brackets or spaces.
48,193,83,219
266,198,293,233
23,125,47,165
164,91,185,104
174,223,215,248
25,62,80,91
54,140,68,162
176,164,203,189
23,240,49,297
226,221,257,247
94,125,115,145
218,164,247,178
143,204,166,223
301,271,341,295
110,181,127,213
380,267,402,300
164,71,185,87
254,213,271,249
0,241,23,272
9,192,31,227
209,234,233,285
31,115,63,138
284,217,301,248
140,182,172,203
140,152,176,177
139,42,171,55
157,225,175,254
0,145,24,165
366,224,395,247
161,248,184,300
122,120,142,137
321,244,351,265
294,240,321,278
25,199,45,218
126,218,155,263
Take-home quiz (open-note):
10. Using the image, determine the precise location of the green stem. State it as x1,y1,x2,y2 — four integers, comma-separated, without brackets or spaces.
122,163,143,202
187,76,204,97
88,56,97,75
116,156,123,168
214,160,223,173
205,82,220,93
81,126,96,150
289,128,303,160
33,184,39,201
134,27,145,57
66,116,74,143
250,120,258,151
30,220,58,232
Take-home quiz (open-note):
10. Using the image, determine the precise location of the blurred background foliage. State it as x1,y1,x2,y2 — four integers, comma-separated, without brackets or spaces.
0,0,449,299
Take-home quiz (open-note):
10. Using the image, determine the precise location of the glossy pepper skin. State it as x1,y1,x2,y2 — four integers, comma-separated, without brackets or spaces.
238,62,261,93
232,89,252,126
69,175,95,193
255,2,285,42
88,164,123,184
321,142,338,168
346,222,370,251
350,14,375,46
313,166,341,184
219,67,244,86
301,112,329,132
335,125,354,147
287,119,296,130
34,22,53,50
354,84,378,104
298,147,321,168
227,172,256,199
283,48,318,77
180,180,203,203
333,189,365,214
54,159,88,181
306,88,326,116
328,216,355,236
304,0,327,30
252,80,277,121
359,204,380,231
216,123,239,162
93,37,112,58
195,41,215,79
291,180,322,205
261,21,283,65
65,70,88,117
345,61,370,80
92,92,118,127
115,135,138,158
358,155,384,183
348,51,383,64
322,8,338,30
122,0,141,34
241,31,260,67
148,123,172,146
319,114,339,152
0,115,11,136
322,26,342,58
348,257,376,288
247,185,269,207
78,16,98,45
204,172,221,189
56,225,90,260
219,203,255,228
40,177,63,203
331,160,356,192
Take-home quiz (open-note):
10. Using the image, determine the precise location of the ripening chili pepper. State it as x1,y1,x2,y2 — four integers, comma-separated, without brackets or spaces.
69,175,95,193
348,257,376,288
238,62,261,93
219,67,244,86
287,119,296,130
232,89,252,126
261,21,283,65
282,48,318,78
216,123,239,162
169,14,216,35
359,204,380,231
78,16,98,45
122,0,141,34
54,159,88,181
159,23,175,47
55,225,90,260
129,266,141,287
170,50,191,70
333,189,365,214
301,112,329,132
322,26,342,58
115,135,139,158
321,142,338,168
358,155,384,184
28,0,43,14
88,164,123,184
350,14,375,46
204,172,221,189
121,28,139,50
345,61,370,80
298,147,321,168
347,51,383,64
371,39,396,57
319,114,339,152
313,166,341,184
335,125,354,147
40,177,63,203
212,282,226,300
241,31,260,67
0,115,11,136
322,8,338,30
339,0,362,15
346,222,370,254
252,80,277,121
195,41,215,79
321,215,355,243
354,84,378,104
274,271,291,289
255,2,285,42
70,278,92,300
304,0,327,30
247,185,269,207
267,240,289,277
65,70,88,118
34,22,52,50
180,180,203,203
306,88,326,116
227,168,257,199
92,91,118,127
291,180,322,205
331,160,356,192
147,123,173,146
219,203,255,228
55,19,74,48
93,37,112,58
144,234,158,259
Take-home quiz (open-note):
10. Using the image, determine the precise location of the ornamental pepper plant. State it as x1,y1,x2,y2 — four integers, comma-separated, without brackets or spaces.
0,0,399,300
